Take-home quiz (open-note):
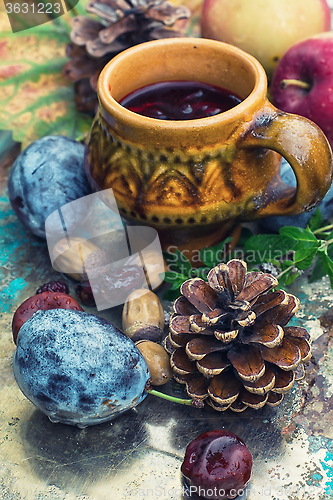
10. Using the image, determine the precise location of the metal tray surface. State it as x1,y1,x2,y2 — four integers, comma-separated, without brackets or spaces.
1,169,333,500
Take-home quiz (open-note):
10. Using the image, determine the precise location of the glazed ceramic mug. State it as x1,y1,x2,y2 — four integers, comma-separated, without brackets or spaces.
85,37,333,250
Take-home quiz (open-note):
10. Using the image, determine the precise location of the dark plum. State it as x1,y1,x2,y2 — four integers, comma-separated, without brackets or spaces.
13,309,150,427
181,430,253,500
74,281,96,307
36,280,69,295
8,135,92,238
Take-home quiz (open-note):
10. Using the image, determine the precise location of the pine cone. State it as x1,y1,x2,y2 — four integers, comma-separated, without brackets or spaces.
165,259,311,412
63,0,190,112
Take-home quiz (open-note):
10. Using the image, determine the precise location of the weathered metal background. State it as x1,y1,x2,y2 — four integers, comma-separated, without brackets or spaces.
1,142,333,500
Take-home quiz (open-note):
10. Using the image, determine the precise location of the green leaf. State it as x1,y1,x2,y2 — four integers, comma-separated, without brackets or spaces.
321,230,333,242
279,268,301,287
279,226,318,242
293,247,318,270
245,234,296,265
199,236,233,267
163,271,187,285
308,208,323,231
163,249,192,276
318,251,333,287
0,2,93,148
280,260,294,270
327,243,333,260
309,257,326,284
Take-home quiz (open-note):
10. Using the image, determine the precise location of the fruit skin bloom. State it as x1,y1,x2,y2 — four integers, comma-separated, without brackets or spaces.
165,259,311,412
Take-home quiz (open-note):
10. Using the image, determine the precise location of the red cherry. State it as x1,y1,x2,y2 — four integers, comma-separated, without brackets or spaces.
12,292,84,344
181,430,253,500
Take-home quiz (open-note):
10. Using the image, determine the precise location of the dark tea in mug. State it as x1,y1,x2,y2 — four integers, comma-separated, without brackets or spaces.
119,80,242,120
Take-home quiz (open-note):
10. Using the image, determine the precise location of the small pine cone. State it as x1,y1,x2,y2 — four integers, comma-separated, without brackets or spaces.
63,0,190,112
165,259,311,412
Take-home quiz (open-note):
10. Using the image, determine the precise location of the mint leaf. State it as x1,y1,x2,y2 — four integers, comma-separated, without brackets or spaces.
309,258,326,284
280,226,318,242
163,271,187,285
279,268,301,287
163,249,192,276
318,251,333,287
245,234,296,265
327,243,333,260
200,236,233,267
293,247,318,270
308,208,323,231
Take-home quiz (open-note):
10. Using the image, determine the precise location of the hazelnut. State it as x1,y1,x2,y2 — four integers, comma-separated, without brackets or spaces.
122,289,164,342
126,250,167,290
136,340,172,386
52,237,106,281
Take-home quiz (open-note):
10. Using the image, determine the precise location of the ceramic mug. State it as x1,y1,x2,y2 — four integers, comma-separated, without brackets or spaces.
85,37,333,250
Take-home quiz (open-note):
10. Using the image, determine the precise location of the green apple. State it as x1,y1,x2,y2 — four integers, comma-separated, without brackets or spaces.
200,0,331,79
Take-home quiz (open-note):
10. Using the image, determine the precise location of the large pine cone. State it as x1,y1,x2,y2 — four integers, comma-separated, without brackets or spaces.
165,259,311,412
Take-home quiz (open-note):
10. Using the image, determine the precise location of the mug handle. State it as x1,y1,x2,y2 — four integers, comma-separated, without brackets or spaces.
241,100,333,218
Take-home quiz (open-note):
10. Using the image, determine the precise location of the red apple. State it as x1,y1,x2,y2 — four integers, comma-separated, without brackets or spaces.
200,0,331,79
270,32,333,149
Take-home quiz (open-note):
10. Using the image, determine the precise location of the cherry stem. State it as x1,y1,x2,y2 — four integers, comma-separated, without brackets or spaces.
280,79,311,90
147,389,193,406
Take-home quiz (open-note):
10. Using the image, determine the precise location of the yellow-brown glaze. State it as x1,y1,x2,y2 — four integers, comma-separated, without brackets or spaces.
85,38,333,246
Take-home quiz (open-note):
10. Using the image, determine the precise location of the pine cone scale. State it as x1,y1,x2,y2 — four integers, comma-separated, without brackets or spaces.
227,344,265,382
240,389,268,409
71,17,105,45
196,352,230,377
244,322,284,348
260,338,301,370
271,367,295,394
237,274,278,302
181,278,219,313
243,365,275,394
186,375,210,399
99,17,137,44
208,371,242,406
185,337,229,360
252,289,289,316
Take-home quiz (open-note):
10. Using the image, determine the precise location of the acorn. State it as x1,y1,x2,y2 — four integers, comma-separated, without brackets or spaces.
136,340,172,386
122,289,164,342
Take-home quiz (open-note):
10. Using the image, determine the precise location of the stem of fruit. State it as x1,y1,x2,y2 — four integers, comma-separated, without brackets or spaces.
280,79,311,90
147,389,193,406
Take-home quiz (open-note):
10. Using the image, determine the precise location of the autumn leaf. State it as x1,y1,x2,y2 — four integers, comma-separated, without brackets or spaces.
0,0,92,149
0,0,199,149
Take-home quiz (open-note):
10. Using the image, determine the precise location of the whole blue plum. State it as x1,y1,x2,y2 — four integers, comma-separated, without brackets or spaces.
8,135,92,238
13,309,150,427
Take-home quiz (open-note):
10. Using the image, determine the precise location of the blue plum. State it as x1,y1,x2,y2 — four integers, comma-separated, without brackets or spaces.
13,309,150,427
8,135,92,238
